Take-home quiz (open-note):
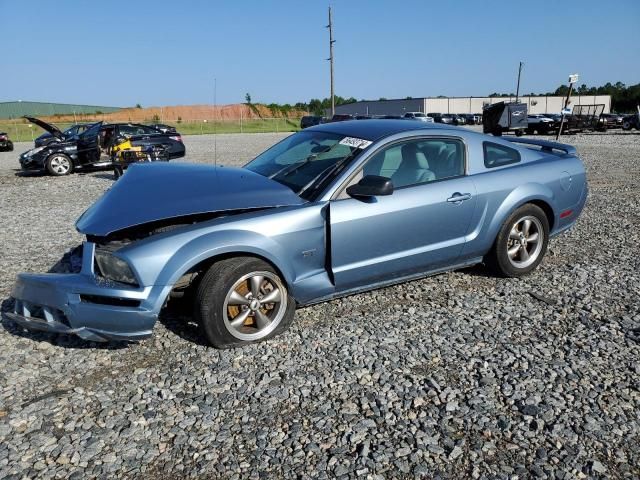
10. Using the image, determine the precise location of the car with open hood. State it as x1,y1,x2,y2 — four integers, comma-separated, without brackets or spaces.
19,117,185,176
5,120,587,348
35,123,92,147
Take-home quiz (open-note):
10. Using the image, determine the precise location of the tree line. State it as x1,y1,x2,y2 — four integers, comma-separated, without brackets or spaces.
246,81,639,117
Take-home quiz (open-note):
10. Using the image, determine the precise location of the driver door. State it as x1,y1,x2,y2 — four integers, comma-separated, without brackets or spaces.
76,122,103,165
329,136,476,291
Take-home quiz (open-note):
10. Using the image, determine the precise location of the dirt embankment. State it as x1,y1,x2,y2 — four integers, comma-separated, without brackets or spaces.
35,104,306,123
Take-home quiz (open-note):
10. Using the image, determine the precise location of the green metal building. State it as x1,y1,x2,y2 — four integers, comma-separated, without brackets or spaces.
0,101,122,119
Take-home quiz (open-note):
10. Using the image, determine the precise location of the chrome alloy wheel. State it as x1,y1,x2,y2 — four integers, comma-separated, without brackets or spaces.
49,155,71,174
506,215,544,269
222,271,287,341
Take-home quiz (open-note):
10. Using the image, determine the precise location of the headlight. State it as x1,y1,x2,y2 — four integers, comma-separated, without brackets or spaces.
26,146,46,157
94,250,138,286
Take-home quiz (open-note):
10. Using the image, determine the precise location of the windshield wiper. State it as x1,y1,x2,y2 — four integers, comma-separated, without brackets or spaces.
268,143,335,180
268,154,317,180
297,149,359,197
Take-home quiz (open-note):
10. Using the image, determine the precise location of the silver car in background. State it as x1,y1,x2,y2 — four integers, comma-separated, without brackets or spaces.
403,112,435,123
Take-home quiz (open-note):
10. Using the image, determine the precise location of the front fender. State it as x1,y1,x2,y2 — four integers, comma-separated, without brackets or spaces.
156,229,296,288
117,203,327,307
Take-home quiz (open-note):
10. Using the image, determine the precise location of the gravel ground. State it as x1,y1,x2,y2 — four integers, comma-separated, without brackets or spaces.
0,130,639,479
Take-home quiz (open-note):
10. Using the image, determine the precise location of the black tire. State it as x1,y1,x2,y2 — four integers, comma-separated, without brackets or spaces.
515,129,524,137
7,141,13,151
486,204,549,278
622,120,632,131
113,166,123,179
194,257,296,348
46,153,73,176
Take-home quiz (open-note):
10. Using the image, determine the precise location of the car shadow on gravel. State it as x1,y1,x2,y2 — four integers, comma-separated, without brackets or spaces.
157,296,209,346
90,172,117,181
12,167,116,180
459,263,493,278
14,169,47,177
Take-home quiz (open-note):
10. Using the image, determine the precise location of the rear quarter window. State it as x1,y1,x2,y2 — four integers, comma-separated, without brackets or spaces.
483,142,521,169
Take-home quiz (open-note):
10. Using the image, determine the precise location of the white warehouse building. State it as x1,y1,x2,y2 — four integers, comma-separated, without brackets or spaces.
332,95,611,116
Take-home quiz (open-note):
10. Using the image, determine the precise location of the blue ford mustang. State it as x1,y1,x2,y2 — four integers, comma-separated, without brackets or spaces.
6,120,587,348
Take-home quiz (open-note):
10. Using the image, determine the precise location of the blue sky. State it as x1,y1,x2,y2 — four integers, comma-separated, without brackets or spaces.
1,0,638,107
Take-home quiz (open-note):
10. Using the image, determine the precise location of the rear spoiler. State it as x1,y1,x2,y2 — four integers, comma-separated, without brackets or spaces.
505,137,577,156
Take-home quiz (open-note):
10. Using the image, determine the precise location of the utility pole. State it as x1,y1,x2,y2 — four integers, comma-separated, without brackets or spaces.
327,6,335,116
556,73,579,140
213,77,217,166
515,62,523,103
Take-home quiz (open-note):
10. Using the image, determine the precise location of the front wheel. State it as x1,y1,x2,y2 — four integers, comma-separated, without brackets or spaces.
46,153,73,176
486,204,549,277
194,257,296,348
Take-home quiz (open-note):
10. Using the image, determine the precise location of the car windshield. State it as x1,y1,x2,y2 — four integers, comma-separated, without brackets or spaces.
61,124,90,138
245,130,364,197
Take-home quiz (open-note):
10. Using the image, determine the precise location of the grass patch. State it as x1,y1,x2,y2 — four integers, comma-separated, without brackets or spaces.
0,118,301,143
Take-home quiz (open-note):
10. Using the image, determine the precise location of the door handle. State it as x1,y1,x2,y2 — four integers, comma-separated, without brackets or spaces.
447,192,472,203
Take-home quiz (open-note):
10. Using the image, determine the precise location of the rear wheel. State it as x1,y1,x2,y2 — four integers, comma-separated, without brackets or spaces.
46,153,73,176
486,204,549,277
515,129,524,137
194,257,296,348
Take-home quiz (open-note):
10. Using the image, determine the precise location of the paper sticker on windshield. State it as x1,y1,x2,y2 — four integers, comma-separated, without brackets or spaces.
339,137,372,149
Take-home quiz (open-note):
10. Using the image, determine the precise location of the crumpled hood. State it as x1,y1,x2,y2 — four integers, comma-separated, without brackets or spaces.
76,162,305,236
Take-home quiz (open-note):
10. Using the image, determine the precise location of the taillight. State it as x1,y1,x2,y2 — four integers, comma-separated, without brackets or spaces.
170,135,182,142
0,135,6,140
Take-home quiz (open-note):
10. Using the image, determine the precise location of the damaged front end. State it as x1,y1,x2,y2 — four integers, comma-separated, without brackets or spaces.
6,242,162,342
6,212,257,342
6,162,306,342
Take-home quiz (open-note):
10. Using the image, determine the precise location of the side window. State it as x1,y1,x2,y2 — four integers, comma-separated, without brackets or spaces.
483,142,521,168
118,125,137,137
138,125,160,135
360,138,465,189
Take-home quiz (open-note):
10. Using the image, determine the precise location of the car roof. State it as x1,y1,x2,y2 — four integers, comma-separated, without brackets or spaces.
306,119,461,141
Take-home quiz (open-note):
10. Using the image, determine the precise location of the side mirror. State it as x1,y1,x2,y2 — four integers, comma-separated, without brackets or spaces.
346,175,394,198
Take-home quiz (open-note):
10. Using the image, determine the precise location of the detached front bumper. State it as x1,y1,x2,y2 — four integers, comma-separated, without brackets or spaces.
4,242,169,342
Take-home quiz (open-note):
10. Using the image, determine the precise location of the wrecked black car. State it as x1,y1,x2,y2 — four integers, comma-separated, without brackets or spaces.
19,117,186,176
